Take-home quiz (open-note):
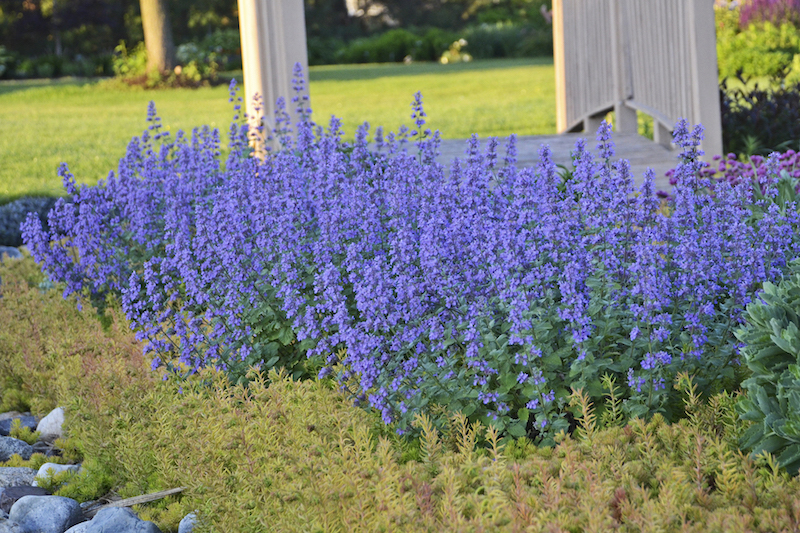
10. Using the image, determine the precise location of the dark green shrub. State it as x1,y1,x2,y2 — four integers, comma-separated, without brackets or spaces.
34,55,63,78
14,59,34,79
176,29,242,74
0,46,15,79
307,36,345,65
462,23,518,58
331,27,459,64
199,28,242,70
415,27,459,61
737,259,800,475
335,28,420,63
463,23,552,59
720,75,800,156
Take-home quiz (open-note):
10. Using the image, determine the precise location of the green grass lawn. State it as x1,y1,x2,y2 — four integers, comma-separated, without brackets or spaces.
0,57,555,202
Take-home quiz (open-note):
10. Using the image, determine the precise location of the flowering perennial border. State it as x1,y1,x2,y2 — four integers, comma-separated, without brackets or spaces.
23,67,800,440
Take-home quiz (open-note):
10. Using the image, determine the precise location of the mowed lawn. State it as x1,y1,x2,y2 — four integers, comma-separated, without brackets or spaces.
0,57,555,201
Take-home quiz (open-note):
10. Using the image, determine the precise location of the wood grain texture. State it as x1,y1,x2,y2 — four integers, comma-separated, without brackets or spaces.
82,487,186,519
553,0,722,158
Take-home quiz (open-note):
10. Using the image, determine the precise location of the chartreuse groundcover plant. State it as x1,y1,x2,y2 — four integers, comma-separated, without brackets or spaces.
21,65,800,445
7,250,800,532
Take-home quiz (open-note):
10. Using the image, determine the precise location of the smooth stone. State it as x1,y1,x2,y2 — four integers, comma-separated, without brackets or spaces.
33,464,80,487
0,248,21,262
83,507,161,533
0,418,38,438
0,487,50,514
0,415,22,424
0,469,36,489
36,409,64,442
178,512,196,533
0,519,22,533
0,440,32,462
63,522,90,533
9,495,83,533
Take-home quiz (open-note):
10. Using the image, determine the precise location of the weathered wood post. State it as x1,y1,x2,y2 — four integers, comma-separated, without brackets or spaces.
236,0,309,151
553,0,723,159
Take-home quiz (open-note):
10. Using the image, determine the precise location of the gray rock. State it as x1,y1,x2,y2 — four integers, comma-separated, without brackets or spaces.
0,469,36,489
0,417,38,438
9,495,83,533
0,197,58,248
83,507,161,533
0,415,23,423
35,408,64,442
63,522,90,533
0,519,22,533
33,464,80,487
0,439,32,462
0,248,21,262
0,487,50,514
177,512,196,533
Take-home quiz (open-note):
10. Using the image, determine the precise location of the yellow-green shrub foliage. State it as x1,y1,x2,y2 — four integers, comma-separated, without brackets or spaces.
0,254,146,416
7,255,800,532
35,468,79,493
1,453,67,470
56,365,800,533
8,418,40,445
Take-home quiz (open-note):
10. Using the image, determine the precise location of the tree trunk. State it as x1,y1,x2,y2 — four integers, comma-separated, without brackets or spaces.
139,0,176,73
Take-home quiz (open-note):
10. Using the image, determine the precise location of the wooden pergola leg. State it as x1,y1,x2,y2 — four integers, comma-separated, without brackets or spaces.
237,0,309,152
614,105,637,135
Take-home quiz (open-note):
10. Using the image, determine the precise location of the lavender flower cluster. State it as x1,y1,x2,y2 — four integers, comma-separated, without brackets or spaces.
21,66,800,440
667,149,800,187
738,0,800,27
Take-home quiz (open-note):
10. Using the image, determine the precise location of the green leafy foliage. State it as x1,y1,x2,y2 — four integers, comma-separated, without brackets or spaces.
112,41,148,79
202,283,321,386
331,22,551,65
34,468,79,493
5,261,800,529
0,46,14,78
176,29,242,73
716,6,800,83
737,260,800,475
2,453,50,469
335,28,444,64
9,418,40,445
110,40,223,90
720,75,800,156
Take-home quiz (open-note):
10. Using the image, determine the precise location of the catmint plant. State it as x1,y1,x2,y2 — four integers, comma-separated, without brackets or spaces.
22,64,800,443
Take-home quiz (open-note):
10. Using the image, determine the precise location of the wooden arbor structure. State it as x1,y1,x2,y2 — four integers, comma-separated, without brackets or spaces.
552,0,723,158
237,0,723,158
